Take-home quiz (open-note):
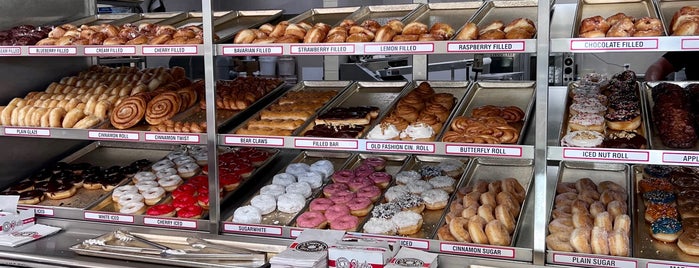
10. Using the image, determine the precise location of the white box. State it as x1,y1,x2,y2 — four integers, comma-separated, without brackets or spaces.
386,247,438,268
328,239,400,268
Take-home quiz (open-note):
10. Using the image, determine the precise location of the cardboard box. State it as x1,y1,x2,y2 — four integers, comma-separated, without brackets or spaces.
385,247,438,268
328,239,400,268
0,196,35,234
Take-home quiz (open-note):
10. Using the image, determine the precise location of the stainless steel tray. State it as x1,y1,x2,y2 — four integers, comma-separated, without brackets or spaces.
573,0,664,37
289,6,361,26
470,1,539,36
404,2,482,31
110,12,188,26
300,81,411,138
439,81,535,144
65,14,140,26
227,151,354,226
643,81,699,150
211,10,283,43
657,0,699,36
435,157,533,246
343,4,423,26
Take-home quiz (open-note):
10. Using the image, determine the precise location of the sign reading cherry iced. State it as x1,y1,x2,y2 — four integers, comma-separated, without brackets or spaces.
570,38,658,51
143,217,197,229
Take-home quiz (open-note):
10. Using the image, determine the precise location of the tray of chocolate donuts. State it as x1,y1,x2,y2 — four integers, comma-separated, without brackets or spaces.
574,0,666,38
288,153,411,232
231,80,350,136
644,81,699,150
228,151,355,227
365,81,468,142
434,158,532,249
658,3,699,36
452,0,538,40
438,81,534,145
358,155,469,239
632,165,699,263
559,71,651,149
546,161,634,260
300,81,410,139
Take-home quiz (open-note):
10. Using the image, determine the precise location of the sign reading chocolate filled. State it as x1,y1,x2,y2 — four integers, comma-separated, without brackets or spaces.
570,38,658,51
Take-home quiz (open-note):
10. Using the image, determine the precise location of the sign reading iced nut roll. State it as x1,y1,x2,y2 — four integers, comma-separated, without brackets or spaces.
562,148,649,162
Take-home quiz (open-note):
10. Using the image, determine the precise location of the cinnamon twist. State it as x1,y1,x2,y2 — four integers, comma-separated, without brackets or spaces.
145,92,181,125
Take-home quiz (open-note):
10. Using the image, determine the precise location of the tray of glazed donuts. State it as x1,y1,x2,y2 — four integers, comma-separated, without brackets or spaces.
632,165,699,263
229,151,354,226
290,154,410,232
546,162,633,261
575,0,666,38
439,81,534,144
644,81,699,150
435,158,532,248
231,81,350,136
365,81,468,142
300,81,410,139
658,3,699,36
359,155,469,238
559,71,650,149
453,0,538,40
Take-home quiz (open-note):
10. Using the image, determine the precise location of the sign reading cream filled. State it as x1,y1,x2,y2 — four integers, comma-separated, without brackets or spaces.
447,41,525,53
225,135,284,146
222,45,283,55
562,148,649,162
364,43,434,53
84,46,136,55
224,223,282,236
570,39,658,51
0,47,21,55
28,47,77,55
552,253,636,268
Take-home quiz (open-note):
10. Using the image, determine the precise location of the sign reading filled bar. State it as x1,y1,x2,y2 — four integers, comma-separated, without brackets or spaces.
225,135,284,146
365,141,435,153
447,41,526,53
84,46,136,55
0,46,21,55
28,46,77,55
439,242,515,258
290,44,355,55
552,253,636,268
143,217,197,229
445,144,522,157
364,43,434,54
294,138,358,150
223,223,283,236
88,131,139,141
84,212,134,223
145,133,200,143
570,38,658,51
142,45,198,55
4,127,50,137
222,45,283,55
662,152,699,164
562,148,649,162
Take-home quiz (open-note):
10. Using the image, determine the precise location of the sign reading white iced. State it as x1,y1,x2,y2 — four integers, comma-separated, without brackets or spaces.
225,135,284,146
4,127,50,137
290,44,355,54
84,212,134,223
570,38,658,51
222,45,283,55
562,148,649,162
84,46,136,55
28,47,77,55
224,223,282,236
142,46,198,55
143,217,197,229
364,43,434,54
447,41,525,52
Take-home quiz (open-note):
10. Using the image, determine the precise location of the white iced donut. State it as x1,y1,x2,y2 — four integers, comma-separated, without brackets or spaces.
272,173,296,187
260,184,285,199
233,205,262,224
118,193,144,206
285,163,311,178
407,180,433,194
142,187,165,205
166,151,188,160
297,171,323,189
112,185,139,201
151,159,174,171
310,160,334,179
119,201,145,214
277,193,306,213
396,170,421,184
159,174,183,191
173,155,195,166
135,180,160,192
286,182,312,198
191,152,207,166
133,171,157,183
384,185,409,202
251,194,277,215
429,176,456,192
156,168,178,179
177,162,200,178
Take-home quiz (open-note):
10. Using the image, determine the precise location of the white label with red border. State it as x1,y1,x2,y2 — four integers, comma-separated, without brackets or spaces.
681,39,699,50
562,148,649,162
4,127,50,137
222,46,283,55
223,223,282,236
440,242,515,258
366,141,435,153
290,228,303,238
225,135,284,146
647,261,699,268
142,46,198,55
294,138,358,149
143,217,197,229
84,46,136,55
88,131,139,141
84,212,134,223
552,253,636,268
570,38,658,51
445,144,522,157
290,44,355,55
145,133,200,143
28,47,77,55
447,41,525,53
19,206,54,216
662,152,699,164
346,233,429,250
364,43,434,54
0,47,21,55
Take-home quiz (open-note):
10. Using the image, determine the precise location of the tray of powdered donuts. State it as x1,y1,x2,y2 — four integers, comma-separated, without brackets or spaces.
546,161,633,259
434,158,532,247
229,151,354,226
360,155,469,239
290,153,410,232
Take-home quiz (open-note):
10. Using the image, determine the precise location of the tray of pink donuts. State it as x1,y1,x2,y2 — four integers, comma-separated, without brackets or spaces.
545,161,634,265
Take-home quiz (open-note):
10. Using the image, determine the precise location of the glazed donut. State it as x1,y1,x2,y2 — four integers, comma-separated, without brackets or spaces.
449,217,472,242
502,178,526,203
438,224,457,241
594,211,613,233
496,204,516,234
614,214,631,235
608,230,630,256
555,192,578,207
547,232,575,252
557,182,578,194
598,181,625,193
635,17,663,31
480,191,497,207
455,22,478,40
591,226,610,255
461,203,478,219
62,108,85,128
468,215,489,244
570,227,593,253
496,191,520,217
119,201,145,214
488,180,502,194
579,16,611,34
142,187,165,205
478,204,496,222
549,217,575,233
73,115,101,129
484,220,510,246
572,212,593,228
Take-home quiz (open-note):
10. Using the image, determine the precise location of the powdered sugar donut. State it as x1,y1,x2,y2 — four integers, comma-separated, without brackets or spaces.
277,193,306,213
396,170,421,184
297,171,323,189
285,163,311,178
260,184,285,198
310,160,334,179
286,182,312,198
407,180,433,194
363,217,398,235
384,185,409,202
272,173,296,187
135,180,160,192
233,205,262,224
251,194,277,215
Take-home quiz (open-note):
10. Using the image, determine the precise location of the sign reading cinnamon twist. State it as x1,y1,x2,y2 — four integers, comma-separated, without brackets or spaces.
110,95,146,129
145,92,181,125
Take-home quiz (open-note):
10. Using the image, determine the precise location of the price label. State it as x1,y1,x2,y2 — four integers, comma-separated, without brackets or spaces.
290,44,355,55
223,223,283,236
447,41,525,53
28,47,77,55
84,46,136,55
552,253,636,268
364,43,434,54
570,38,658,51
445,144,522,157
19,206,53,216
143,217,197,229
662,152,699,164
225,135,284,146
366,141,435,153
682,38,699,50
145,133,200,143
222,45,283,55
0,47,21,55
440,242,515,258
4,127,50,137
562,148,649,162
294,138,358,150
290,228,303,238
142,46,198,55
647,261,699,268
88,131,139,141
84,212,134,223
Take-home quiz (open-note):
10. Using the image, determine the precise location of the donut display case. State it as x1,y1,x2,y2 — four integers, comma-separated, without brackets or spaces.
572,0,665,38
644,81,699,150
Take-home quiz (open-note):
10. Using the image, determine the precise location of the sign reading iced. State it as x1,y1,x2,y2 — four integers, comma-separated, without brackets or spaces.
28,47,77,55
364,43,434,54
225,135,284,146
222,45,283,55
143,46,198,55
570,38,658,51
290,44,355,55
84,46,136,55
447,41,526,53
562,148,649,162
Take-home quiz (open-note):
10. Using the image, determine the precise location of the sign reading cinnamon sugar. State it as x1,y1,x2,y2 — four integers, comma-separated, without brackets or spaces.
440,242,515,258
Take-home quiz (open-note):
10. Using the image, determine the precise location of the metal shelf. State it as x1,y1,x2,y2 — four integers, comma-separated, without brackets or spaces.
0,126,206,145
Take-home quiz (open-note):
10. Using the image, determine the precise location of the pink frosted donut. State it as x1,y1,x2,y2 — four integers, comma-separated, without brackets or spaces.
353,164,375,178
330,190,356,204
332,170,355,184
363,157,386,171
325,204,350,221
347,197,373,217
309,198,335,212
368,172,392,188
323,183,349,197
356,185,381,202
347,177,373,192
330,214,359,231
296,211,327,228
